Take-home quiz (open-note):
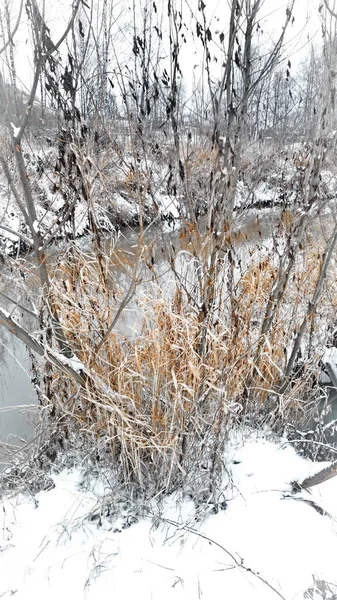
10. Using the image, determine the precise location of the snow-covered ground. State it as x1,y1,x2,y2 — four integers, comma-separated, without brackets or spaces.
1,431,337,600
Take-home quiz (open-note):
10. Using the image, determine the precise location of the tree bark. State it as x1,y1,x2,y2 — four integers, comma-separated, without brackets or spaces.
0,307,86,387
296,460,337,490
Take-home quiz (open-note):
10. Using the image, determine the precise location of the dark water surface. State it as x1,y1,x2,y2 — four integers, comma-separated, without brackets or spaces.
0,331,36,450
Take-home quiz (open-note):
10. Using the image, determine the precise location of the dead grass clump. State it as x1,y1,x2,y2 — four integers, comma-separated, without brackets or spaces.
42,231,337,490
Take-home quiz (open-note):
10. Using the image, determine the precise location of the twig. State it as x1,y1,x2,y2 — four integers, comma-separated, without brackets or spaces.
149,513,286,600
0,224,33,247
324,0,337,19
0,0,23,55
95,276,139,353
282,439,337,455
0,291,38,318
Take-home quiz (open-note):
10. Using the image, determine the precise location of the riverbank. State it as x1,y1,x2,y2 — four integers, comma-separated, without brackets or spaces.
1,136,337,258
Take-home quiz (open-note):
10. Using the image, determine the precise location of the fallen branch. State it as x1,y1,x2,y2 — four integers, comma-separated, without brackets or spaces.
293,459,337,490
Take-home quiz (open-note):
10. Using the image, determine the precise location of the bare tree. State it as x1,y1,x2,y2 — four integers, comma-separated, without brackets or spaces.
0,0,82,367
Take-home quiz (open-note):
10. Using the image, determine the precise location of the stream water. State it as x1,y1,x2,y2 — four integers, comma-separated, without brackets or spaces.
0,331,37,465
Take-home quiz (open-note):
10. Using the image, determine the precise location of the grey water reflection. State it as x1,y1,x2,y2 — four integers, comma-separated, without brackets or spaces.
0,330,37,448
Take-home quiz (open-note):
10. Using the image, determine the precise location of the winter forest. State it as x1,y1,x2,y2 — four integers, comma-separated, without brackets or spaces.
1,1,337,598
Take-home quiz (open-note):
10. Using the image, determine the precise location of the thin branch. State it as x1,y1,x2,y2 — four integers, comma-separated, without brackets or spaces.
324,0,337,19
41,197,79,250
0,0,24,55
13,63,42,145
46,0,82,57
0,306,85,386
151,513,285,600
0,291,38,318
0,223,33,247
13,0,81,144
282,222,337,387
0,154,32,226
95,276,139,354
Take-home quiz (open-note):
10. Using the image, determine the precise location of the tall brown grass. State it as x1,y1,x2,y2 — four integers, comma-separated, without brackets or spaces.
42,217,337,491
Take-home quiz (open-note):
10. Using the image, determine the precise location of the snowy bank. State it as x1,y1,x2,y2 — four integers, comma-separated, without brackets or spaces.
1,433,337,599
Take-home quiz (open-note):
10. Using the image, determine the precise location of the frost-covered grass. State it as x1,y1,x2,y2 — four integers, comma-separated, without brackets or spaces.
1,431,337,600
18,205,335,493
2,133,337,508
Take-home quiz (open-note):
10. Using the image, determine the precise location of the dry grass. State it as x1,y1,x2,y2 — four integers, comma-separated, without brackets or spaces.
39,218,337,490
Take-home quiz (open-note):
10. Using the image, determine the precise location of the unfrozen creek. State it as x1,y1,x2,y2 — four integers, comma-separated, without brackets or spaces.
0,331,37,463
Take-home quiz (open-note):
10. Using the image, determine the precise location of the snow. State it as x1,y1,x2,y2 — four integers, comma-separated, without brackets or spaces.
322,346,337,386
0,213,21,241
10,122,20,138
1,432,337,599
157,193,180,220
52,351,86,374
323,346,337,366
